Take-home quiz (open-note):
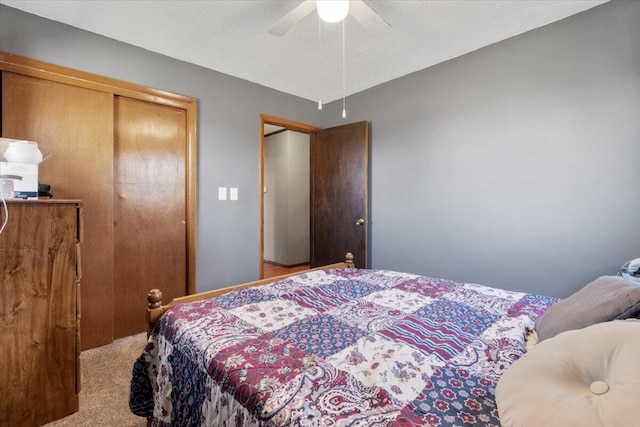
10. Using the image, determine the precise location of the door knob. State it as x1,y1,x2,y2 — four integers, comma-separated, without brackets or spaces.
355,218,365,226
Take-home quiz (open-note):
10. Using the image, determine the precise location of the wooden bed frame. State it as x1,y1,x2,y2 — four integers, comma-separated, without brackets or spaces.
146,253,355,334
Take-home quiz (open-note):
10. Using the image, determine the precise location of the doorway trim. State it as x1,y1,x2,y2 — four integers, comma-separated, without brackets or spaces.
259,114,319,279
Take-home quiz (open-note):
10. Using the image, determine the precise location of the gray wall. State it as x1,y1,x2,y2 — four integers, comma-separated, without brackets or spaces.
323,0,640,297
2,1,638,297
0,4,321,291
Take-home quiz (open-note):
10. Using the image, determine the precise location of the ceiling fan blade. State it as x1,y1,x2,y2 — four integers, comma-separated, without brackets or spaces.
268,0,317,36
349,0,391,32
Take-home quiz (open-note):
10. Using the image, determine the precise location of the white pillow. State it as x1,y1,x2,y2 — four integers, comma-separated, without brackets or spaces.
496,320,640,427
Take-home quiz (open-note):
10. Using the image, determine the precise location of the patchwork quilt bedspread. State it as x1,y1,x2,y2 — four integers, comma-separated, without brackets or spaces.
130,268,558,426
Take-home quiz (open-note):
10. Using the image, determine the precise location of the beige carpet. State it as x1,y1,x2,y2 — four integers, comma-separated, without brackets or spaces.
45,333,149,427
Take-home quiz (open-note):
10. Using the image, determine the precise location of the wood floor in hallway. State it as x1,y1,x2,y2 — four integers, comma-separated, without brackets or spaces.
263,262,310,279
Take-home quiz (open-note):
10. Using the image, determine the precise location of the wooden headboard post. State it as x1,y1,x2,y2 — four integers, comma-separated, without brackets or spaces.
145,253,356,336
345,252,355,268
146,289,163,337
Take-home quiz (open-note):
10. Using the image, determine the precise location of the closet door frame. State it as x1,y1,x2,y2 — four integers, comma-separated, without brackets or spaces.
0,51,197,295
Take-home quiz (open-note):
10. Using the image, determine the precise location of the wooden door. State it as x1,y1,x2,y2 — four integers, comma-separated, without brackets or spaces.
311,121,369,268
1,71,115,349
1,52,197,349
113,96,188,338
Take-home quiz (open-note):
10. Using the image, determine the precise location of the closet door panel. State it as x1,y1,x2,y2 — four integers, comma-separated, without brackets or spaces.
2,72,115,349
114,96,187,338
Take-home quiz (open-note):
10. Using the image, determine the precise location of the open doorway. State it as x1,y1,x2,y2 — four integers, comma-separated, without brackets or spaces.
260,115,319,279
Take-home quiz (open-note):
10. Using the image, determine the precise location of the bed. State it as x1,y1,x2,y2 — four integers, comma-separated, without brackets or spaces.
129,254,640,426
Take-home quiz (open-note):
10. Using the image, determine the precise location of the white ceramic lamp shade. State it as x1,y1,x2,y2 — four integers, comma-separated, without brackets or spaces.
3,141,43,164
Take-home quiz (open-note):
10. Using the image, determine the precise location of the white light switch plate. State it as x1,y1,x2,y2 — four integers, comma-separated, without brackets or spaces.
218,187,227,200
230,187,238,201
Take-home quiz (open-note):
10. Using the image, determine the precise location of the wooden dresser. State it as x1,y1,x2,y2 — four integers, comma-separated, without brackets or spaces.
0,200,82,426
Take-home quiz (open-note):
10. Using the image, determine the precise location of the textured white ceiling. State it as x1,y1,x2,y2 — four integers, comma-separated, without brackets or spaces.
1,0,607,103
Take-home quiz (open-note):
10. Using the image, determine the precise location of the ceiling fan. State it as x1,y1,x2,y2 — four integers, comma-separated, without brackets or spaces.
268,0,390,36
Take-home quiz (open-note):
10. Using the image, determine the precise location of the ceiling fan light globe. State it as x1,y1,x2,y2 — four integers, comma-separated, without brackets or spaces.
317,0,349,23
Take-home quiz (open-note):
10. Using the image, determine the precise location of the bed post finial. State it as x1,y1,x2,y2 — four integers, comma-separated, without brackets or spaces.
345,252,355,268
148,289,162,309
147,289,163,337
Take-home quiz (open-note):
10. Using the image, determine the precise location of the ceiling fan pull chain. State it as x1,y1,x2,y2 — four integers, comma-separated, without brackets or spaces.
342,19,347,119
318,18,323,110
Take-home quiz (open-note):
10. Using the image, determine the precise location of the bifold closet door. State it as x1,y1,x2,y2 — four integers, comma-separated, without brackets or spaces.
113,96,188,338
1,71,115,349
